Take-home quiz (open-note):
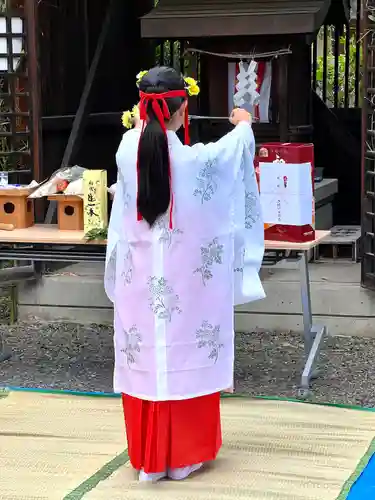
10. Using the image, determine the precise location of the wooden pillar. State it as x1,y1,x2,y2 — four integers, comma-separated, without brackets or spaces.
24,0,44,222
24,0,42,182
278,56,289,142
288,42,313,143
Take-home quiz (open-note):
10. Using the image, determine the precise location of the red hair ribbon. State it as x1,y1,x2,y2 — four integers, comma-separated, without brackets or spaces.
137,89,190,229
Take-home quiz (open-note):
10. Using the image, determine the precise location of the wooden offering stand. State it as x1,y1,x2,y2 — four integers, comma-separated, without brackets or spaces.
0,187,34,229
48,195,84,231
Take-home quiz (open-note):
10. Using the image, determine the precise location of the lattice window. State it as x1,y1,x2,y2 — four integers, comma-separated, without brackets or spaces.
155,39,189,74
0,0,31,183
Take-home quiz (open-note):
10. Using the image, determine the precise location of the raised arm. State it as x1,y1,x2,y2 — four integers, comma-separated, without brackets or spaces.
189,110,254,168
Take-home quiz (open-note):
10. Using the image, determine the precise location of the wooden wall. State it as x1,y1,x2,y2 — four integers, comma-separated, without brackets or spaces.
38,0,154,186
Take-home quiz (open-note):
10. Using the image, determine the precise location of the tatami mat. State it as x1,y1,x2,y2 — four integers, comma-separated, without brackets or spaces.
1,391,375,499
0,391,125,499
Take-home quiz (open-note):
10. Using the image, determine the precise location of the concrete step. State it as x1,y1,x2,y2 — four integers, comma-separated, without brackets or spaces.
16,261,375,337
18,305,113,324
237,261,375,337
18,274,111,308
17,263,112,324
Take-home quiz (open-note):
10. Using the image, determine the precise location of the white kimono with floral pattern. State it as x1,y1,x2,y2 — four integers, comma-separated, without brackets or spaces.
105,121,265,401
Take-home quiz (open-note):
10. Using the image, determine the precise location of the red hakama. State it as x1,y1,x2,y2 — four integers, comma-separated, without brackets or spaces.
122,392,222,473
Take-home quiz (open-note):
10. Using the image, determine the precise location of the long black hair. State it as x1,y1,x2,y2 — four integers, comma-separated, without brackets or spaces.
137,66,186,227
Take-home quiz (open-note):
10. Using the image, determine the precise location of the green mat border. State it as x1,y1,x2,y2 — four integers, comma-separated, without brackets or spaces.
3,385,375,414
337,437,375,500
2,386,375,499
63,450,130,500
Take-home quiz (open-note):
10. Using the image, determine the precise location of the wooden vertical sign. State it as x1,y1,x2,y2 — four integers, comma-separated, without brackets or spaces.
83,170,108,233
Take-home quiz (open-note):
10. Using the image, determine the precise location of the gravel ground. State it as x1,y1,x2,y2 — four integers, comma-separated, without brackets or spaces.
1,320,375,407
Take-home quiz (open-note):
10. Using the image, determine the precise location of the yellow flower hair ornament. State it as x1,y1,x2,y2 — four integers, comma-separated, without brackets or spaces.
135,70,200,97
183,76,200,97
136,70,149,87
121,104,140,130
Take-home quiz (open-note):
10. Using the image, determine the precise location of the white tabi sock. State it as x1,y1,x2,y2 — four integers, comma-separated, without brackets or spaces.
138,470,167,482
167,463,203,481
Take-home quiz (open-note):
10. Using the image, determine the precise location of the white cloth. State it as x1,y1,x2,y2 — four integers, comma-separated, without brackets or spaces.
105,122,265,401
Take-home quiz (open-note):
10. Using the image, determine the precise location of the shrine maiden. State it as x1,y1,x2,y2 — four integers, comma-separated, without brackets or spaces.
104,66,265,482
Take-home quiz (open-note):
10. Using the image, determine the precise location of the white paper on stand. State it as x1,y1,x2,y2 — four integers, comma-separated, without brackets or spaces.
259,162,313,226
108,183,117,198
